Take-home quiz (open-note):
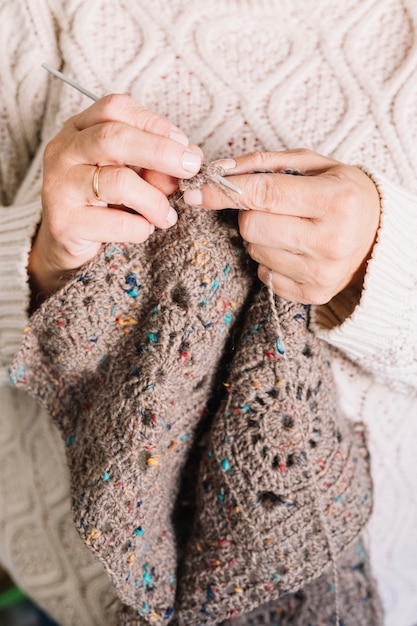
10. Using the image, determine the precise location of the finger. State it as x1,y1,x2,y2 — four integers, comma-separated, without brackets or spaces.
257,254,343,304
71,123,202,179
140,169,179,196
250,245,310,284
183,169,333,218
73,204,156,245
238,210,314,253
250,237,345,297
250,243,307,281
72,164,178,229
71,94,190,146
217,149,336,176
257,265,310,304
139,143,204,194
257,265,328,305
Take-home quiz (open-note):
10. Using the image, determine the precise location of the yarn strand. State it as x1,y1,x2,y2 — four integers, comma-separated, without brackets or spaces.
266,274,341,626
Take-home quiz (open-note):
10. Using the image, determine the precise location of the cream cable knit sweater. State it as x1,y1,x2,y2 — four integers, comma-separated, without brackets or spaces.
0,1,416,625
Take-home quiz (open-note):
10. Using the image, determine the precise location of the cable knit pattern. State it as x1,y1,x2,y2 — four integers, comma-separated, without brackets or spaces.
0,387,120,625
1,1,417,625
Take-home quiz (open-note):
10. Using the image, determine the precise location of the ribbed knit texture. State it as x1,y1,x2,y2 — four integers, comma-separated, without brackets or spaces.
1,1,417,625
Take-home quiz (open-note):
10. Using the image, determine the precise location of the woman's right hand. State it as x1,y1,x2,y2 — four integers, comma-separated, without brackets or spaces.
29,94,202,299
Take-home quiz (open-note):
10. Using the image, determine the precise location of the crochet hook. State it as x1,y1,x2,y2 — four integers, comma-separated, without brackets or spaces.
41,63,242,195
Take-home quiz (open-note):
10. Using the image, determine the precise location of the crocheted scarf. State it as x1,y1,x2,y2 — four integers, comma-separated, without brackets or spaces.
10,192,372,625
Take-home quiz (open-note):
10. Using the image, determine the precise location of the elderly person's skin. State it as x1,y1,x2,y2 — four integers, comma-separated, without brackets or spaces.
184,150,381,304
29,93,380,307
28,95,202,297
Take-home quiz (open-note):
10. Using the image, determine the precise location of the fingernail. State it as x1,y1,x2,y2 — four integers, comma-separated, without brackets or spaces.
169,127,189,146
182,150,201,174
211,158,237,171
183,189,202,206
149,223,155,234
166,207,178,226
258,265,272,283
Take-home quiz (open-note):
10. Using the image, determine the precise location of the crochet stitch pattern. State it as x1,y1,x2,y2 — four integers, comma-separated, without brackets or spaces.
3,2,417,624
10,197,375,624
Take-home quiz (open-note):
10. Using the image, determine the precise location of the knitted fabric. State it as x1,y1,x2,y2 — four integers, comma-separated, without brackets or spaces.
11,199,373,624
219,536,383,626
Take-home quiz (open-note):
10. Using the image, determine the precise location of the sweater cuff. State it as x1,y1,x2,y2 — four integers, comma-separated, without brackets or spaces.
311,172,417,390
0,201,41,384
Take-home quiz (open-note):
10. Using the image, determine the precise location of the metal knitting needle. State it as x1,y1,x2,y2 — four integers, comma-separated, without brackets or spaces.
211,173,242,194
42,63,99,101
41,63,242,195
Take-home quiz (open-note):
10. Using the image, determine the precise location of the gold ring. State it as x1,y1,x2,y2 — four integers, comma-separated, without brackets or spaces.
92,165,102,201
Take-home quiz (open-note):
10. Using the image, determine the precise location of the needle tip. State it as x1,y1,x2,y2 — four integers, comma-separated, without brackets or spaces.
213,174,242,195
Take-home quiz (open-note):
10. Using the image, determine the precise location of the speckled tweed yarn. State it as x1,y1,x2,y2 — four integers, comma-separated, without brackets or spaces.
218,535,383,626
11,202,375,625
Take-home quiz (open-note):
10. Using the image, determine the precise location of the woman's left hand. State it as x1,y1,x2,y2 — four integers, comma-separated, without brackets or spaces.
183,149,381,304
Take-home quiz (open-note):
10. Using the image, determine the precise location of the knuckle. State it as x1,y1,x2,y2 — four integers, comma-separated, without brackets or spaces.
249,175,277,211
139,108,169,135
245,150,274,171
340,183,359,213
113,209,132,238
331,168,361,213
95,120,122,149
98,95,171,136
151,135,172,163
323,231,350,261
111,167,130,199
99,93,134,118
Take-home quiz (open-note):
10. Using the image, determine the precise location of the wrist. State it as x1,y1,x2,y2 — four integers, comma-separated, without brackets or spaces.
348,244,374,293
27,228,72,311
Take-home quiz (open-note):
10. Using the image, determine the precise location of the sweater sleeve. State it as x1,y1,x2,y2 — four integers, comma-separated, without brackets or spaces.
0,0,60,384
311,172,417,395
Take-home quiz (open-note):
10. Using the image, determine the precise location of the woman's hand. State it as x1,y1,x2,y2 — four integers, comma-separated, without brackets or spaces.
29,94,202,298
183,149,381,304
